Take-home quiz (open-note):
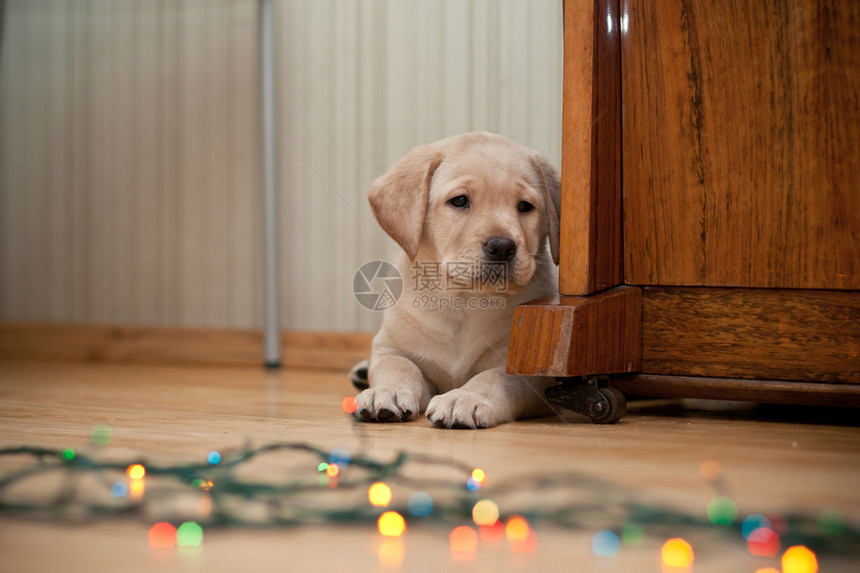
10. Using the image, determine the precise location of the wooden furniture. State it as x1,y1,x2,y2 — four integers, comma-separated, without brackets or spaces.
507,0,860,417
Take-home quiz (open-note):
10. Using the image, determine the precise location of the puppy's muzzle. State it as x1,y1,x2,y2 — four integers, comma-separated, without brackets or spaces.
483,237,517,262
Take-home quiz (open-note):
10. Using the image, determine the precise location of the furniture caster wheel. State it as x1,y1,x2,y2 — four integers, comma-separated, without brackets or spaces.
589,387,626,424
545,375,627,424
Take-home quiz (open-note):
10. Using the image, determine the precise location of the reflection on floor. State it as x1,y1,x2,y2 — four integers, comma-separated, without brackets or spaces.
1,360,858,572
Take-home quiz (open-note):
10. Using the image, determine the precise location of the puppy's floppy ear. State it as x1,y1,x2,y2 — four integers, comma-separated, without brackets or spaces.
368,144,444,260
529,155,562,265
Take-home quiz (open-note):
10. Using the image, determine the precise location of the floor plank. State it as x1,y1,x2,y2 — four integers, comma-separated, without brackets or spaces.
1,360,858,572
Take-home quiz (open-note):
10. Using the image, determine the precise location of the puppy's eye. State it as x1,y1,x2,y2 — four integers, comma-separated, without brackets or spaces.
448,195,469,208
518,201,534,213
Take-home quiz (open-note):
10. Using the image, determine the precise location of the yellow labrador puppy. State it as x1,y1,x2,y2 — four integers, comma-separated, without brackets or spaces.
355,132,560,428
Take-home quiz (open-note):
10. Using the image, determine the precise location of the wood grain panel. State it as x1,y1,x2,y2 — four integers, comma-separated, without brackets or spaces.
507,286,641,377
622,0,860,289
559,0,623,295
642,287,860,382
0,323,372,371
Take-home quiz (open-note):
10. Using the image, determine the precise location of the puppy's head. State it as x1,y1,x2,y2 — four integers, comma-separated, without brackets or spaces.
369,132,560,290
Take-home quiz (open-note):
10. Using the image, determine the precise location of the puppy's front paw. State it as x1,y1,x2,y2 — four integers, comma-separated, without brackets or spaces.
426,389,510,429
356,387,417,423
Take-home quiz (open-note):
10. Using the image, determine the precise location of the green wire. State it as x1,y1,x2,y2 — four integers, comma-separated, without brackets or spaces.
0,443,857,557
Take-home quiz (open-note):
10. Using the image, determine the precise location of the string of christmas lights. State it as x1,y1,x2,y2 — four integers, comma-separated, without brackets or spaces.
0,440,856,570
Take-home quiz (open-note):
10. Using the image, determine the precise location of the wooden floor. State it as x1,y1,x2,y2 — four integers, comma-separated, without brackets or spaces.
1,358,859,572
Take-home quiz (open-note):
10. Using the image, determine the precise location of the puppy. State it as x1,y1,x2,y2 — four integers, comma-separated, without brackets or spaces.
355,132,561,429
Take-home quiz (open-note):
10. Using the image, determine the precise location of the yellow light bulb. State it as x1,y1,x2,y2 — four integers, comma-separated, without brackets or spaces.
368,482,393,507
127,464,146,480
662,538,694,568
782,546,818,573
378,511,406,537
472,499,500,526
505,515,530,542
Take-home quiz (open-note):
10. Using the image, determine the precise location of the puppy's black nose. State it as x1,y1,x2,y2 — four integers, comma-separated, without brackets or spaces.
483,237,517,262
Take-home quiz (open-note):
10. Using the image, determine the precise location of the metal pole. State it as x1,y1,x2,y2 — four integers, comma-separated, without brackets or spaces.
260,0,281,368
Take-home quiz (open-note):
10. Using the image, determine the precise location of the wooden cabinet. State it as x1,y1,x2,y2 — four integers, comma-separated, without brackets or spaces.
508,0,860,409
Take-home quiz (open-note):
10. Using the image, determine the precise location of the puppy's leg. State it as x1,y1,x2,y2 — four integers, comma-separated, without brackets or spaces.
426,368,555,429
348,359,370,390
356,354,434,422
